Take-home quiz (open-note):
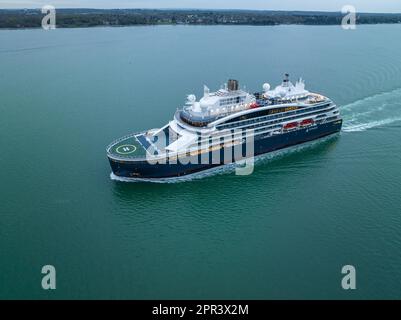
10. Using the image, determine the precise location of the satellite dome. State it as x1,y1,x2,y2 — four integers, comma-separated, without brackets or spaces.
187,94,196,103
263,83,271,92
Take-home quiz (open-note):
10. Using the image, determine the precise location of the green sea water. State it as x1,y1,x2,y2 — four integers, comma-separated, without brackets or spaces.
1,25,401,299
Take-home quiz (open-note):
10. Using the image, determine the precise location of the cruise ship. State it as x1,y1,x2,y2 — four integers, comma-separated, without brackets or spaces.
107,74,342,180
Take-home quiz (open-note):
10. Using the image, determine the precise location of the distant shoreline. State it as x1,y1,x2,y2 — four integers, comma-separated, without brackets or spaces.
1,9,401,29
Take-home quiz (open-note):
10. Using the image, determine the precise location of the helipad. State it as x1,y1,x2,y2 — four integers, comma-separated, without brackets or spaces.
116,144,137,155
108,135,147,159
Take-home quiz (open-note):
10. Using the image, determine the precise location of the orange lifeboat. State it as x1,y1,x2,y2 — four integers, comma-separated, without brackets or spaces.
283,122,299,130
300,119,314,127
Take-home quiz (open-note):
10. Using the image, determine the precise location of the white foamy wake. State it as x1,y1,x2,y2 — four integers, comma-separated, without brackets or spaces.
109,134,339,184
341,88,401,132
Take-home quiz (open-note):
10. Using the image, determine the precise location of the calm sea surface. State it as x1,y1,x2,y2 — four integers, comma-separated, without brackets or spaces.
1,25,401,299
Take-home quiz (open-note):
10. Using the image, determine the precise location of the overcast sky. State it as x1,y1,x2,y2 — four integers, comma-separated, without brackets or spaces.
1,0,400,13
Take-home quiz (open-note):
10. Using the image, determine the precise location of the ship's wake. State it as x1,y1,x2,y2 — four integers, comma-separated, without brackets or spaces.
109,134,339,184
342,88,401,132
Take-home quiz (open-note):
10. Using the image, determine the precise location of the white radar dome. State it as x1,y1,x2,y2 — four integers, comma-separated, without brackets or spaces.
187,94,196,103
263,83,271,92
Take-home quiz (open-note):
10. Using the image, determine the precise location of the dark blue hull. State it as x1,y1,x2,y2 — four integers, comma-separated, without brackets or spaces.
108,120,342,179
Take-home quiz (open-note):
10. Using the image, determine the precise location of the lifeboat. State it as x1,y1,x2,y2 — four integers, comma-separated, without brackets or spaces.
249,102,260,109
283,122,299,130
300,119,314,127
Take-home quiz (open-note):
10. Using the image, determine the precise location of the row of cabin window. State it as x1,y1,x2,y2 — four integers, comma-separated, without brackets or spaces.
217,104,331,130
221,107,334,131
192,111,338,147
220,96,246,106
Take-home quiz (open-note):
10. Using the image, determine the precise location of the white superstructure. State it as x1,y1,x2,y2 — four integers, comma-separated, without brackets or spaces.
143,76,340,156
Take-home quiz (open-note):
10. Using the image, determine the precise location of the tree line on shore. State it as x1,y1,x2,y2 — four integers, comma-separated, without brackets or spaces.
1,9,401,28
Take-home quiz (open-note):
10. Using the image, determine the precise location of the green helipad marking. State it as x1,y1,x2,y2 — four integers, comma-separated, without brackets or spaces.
116,144,137,155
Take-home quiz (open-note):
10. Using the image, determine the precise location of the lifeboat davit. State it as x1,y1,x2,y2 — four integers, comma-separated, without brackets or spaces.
283,122,299,130
300,119,314,127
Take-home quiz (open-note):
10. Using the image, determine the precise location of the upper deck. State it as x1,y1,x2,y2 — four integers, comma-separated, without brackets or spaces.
179,76,327,128
180,92,328,128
